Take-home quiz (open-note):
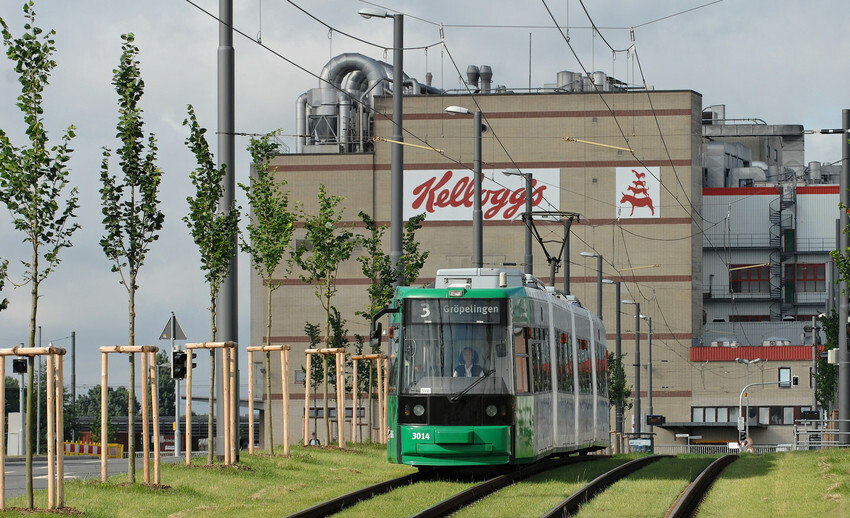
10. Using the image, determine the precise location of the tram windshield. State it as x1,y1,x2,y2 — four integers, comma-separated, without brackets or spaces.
401,298,511,396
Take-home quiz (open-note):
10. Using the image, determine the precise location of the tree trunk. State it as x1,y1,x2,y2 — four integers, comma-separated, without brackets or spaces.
25,245,38,508
265,352,273,453
265,285,273,453
208,293,216,465
128,282,136,482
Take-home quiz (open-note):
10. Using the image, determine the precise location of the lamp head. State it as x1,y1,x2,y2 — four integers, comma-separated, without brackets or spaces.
580,251,599,258
358,7,389,19
622,299,635,305
602,279,615,285
445,105,472,116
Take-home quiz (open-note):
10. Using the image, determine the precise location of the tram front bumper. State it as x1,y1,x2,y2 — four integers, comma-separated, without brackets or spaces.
399,425,511,466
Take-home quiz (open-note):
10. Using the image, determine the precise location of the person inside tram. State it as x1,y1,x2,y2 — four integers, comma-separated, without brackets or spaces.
453,346,484,377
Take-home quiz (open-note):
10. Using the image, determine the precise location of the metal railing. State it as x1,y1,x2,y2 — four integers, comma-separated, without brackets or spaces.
794,419,850,450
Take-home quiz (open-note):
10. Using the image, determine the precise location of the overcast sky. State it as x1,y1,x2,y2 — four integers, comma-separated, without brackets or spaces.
0,0,847,395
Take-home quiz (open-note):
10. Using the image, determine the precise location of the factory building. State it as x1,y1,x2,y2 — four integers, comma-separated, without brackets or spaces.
249,53,835,449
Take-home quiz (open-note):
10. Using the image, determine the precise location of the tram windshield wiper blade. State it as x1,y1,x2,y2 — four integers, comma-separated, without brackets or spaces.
450,369,496,402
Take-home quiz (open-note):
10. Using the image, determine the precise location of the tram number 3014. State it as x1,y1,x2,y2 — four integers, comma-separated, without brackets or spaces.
411,432,431,441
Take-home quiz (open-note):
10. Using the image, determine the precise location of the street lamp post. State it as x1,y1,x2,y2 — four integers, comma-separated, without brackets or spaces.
360,7,404,285
603,280,622,433
503,170,533,275
640,315,653,431
735,357,762,442
446,106,483,267
623,299,641,435
581,252,603,320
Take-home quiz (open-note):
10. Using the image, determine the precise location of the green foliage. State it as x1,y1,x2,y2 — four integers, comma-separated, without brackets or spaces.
0,258,8,312
607,351,633,411
0,3,80,286
241,131,298,352
99,33,164,297
356,212,429,321
183,104,240,339
0,3,79,506
240,131,297,282
814,309,838,410
295,185,355,314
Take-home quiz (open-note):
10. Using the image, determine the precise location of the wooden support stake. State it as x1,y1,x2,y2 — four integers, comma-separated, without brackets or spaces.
149,352,161,485
47,352,55,509
351,359,358,443
383,358,389,445
303,353,311,446
280,347,290,456
248,349,254,455
0,358,5,510
101,353,108,482
222,347,230,466
141,350,150,484
229,346,237,464
185,349,192,466
375,359,380,444
56,354,65,506
336,352,344,449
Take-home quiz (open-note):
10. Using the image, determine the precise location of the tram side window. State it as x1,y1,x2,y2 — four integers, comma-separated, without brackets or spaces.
556,331,573,392
514,329,530,393
531,328,552,392
577,339,592,394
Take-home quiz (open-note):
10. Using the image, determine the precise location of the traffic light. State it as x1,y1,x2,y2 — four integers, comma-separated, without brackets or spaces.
172,351,187,379
12,358,27,374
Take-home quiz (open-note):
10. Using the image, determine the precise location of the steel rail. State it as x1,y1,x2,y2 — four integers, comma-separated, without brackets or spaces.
542,455,668,517
666,454,738,518
412,454,605,518
285,471,430,518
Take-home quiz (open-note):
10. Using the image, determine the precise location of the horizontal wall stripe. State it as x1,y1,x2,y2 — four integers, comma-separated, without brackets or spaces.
267,274,692,287
397,108,694,121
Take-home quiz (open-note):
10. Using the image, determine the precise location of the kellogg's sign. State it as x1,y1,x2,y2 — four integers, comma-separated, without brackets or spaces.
404,168,560,221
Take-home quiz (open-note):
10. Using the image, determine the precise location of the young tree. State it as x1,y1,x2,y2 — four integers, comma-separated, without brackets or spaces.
607,351,633,422
183,105,240,464
99,33,164,482
240,132,297,454
814,309,838,411
0,3,80,507
295,185,355,442
357,212,429,321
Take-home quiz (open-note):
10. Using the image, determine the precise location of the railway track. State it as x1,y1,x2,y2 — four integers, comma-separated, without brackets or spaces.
666,454,738,518
287,453,738,518
285,454,603,518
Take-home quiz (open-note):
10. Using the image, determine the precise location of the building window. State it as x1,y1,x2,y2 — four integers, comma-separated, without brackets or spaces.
778,366,791,388
786,263,826,293
692,407,703,423
729,264,770,293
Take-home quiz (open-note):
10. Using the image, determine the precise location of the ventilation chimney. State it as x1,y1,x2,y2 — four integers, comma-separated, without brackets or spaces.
479,65,493,93
466,65,480,89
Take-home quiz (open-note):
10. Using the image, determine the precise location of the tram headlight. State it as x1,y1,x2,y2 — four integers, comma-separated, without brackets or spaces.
413,404,426,417
485,404,498,417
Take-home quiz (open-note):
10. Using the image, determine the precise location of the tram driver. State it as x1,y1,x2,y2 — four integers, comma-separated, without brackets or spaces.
453,346,484,377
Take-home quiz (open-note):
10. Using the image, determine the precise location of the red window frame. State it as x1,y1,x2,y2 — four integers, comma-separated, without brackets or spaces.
729,264,769,293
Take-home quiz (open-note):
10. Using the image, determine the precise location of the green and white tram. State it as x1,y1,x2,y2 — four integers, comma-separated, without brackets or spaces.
372,268,609,467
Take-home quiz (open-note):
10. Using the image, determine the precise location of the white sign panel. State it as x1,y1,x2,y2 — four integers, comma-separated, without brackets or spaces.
615,166,660,218
404,168,560,221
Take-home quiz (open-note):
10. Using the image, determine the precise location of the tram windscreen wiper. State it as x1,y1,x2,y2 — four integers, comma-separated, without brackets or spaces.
450,369,496,402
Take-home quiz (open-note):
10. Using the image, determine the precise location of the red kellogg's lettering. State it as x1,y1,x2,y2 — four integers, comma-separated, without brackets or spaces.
411,170,453,212
411,173,547,219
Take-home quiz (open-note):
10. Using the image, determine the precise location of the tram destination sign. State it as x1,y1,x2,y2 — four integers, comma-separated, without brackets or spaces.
407,299,505,324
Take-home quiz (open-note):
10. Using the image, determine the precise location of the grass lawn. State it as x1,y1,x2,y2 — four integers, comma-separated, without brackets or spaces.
0,443,413,518
697,449,850,517
574,455,716,517
454,456,634,518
